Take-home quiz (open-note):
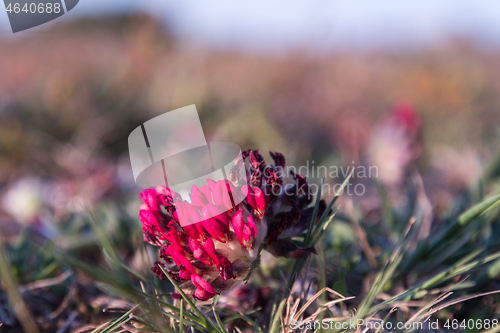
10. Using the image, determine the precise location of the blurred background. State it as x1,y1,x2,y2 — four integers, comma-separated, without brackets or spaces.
1,0,500,229
2,1,500,330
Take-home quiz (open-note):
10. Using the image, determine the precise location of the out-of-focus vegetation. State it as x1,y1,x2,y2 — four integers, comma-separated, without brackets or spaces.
2,13,500,333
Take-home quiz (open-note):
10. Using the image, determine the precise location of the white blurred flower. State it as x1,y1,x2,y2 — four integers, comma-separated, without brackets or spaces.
2,178,43,224
368,126,414,185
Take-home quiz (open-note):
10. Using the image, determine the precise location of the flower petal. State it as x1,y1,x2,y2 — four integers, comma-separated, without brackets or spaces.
199,185,213,204
191,274,217,294
241,185,257,210
246,215,257,238
242,225,253,248
191,184,209,207
185,203,206,239
174,252,197,274
191,274,219,300
140,189,160,211
231,210,244,245
207,179,223,206
178,267,193,280
201,206,227,242
215,255,234,280
194,287,217,301
203,238,217,262
254,187,268,215
189,238,212,265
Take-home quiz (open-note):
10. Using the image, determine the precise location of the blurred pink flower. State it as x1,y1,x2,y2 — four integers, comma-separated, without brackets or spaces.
368,101,422,186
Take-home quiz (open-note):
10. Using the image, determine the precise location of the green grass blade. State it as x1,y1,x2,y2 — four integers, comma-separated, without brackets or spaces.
213,306,228,333
180,300,184,333
217,309,264,333
103,248,150,283
157,265,213,330
93,303,140,333
304,177,325,246
316,169,354,232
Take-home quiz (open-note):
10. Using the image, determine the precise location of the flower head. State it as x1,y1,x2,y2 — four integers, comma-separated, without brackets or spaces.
139,150,327,300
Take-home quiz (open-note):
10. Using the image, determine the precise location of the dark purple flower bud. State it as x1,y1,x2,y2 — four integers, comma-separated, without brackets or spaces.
270,151,285,169
265,239,316,259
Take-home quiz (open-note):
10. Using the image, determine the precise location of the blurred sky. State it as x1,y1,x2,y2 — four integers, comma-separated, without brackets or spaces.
2,0,500,52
